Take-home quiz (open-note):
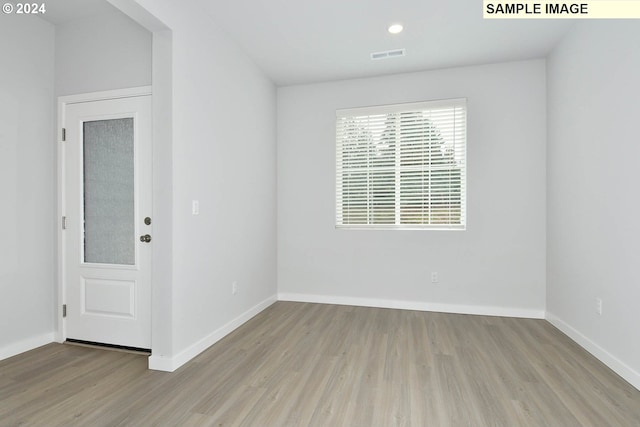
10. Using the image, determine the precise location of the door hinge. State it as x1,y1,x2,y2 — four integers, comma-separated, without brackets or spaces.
62,128,66,142
62,304,67,318
62,216,67,230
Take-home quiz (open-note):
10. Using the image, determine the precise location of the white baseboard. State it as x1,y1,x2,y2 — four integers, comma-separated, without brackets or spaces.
147,353,174,372
148,295,277,372
0,332,55,362
546,312,640,391
277,292,545,319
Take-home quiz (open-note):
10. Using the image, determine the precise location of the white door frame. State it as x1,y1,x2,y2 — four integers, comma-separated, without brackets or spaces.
56,86,152,344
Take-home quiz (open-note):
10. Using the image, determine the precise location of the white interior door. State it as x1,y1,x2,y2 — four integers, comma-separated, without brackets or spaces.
63,94,152,350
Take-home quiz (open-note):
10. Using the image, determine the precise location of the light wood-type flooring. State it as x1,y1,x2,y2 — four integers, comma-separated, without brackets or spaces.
1,302,639,426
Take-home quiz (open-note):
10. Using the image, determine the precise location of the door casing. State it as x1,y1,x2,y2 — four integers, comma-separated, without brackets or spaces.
56,86,153,345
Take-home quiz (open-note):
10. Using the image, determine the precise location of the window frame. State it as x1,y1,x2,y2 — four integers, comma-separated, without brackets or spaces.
335,98,467,231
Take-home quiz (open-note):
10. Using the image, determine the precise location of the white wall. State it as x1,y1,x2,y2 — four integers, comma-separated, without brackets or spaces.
55,8,152,96
0,14,56,358
126,0,278,370
546,21,640,389
278,60,547,317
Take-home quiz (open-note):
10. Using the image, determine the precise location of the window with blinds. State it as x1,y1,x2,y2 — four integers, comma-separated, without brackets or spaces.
336,99,466,230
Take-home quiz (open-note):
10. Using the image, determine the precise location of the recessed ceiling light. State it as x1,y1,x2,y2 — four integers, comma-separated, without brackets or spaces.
388,24,403,34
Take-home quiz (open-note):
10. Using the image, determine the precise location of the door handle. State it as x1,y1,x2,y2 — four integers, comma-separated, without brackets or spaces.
140,234,152,243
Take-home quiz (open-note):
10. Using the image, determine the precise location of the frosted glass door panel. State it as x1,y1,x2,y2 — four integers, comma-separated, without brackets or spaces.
83,118,135,265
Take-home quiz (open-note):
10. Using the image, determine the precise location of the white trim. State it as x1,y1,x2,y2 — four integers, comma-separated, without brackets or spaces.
0,333,55,362
277,293,545,319
546,312,640,391
148,295,278,372
337,97,467,117
56,95,66,343
56,86,153,347
59,86,152,106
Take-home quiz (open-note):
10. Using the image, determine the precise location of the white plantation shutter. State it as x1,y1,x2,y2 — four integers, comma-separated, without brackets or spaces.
336,99,466,229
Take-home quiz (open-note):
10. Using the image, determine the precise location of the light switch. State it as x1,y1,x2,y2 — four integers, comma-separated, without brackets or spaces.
192,200,199,215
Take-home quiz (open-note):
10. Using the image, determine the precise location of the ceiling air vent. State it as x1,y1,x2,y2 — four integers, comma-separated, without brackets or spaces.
370,49,406,60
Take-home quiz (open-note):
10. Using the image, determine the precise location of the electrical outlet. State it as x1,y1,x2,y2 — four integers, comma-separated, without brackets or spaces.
232,281,238,295
431,272,438,283
595,297,602,315
192,200,199,215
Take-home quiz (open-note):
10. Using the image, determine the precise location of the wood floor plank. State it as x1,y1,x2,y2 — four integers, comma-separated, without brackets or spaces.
1,301,639,426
